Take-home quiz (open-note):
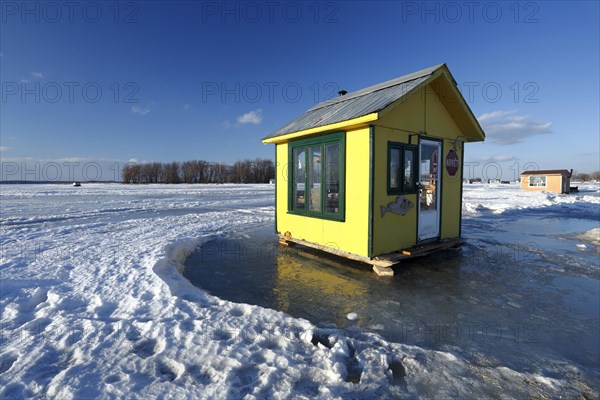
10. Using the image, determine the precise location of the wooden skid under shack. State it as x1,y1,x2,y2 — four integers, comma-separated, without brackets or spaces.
278,236,463,276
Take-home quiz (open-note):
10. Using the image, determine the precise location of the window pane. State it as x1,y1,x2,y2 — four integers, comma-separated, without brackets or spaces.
325,143,340,213
293,148,305,209
529,176,546,187
420,181,437,210
389,148,400,190
308,145,322,212
420,145,438,180
403,149,414,191
419,144,438,211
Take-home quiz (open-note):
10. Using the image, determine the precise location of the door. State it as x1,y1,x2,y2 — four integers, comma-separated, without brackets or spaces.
418,140,441,240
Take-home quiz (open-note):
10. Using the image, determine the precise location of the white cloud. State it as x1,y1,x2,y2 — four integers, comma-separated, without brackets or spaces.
55,157,89,163
0,146,11,152
31,72,45,79
19,78,29,84
184,104,192,111
131,105,152,116
236,109,263,125
478,110,552,145
472,154,519,163
477,109,517,122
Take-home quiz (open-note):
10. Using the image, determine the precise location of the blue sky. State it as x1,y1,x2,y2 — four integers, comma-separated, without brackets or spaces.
1,1,598,181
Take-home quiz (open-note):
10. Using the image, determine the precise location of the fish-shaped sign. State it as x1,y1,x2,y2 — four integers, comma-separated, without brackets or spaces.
381,195,414,217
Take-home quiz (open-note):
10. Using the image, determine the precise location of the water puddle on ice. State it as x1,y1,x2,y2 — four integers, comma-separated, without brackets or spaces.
184,215,599,384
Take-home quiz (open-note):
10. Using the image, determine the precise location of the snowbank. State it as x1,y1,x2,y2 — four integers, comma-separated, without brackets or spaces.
462,183,600,216
0,183,596,398
577,228,600,248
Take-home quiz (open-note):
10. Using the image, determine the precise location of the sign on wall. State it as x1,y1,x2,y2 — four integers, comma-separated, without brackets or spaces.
446,150,459,176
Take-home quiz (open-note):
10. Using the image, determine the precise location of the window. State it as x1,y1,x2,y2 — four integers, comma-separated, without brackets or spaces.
288,132,345,220
292,147,305,209
388,142,418,195
529,175,547,187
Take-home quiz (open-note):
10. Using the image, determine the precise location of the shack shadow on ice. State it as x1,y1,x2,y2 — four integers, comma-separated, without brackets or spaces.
262,64,485,275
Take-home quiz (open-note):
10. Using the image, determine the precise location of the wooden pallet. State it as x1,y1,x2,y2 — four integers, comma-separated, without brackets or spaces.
278,235,463,276
402,240,460,256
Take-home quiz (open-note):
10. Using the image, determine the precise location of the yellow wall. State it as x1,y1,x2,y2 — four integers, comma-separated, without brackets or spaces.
275,126,371,258
372,84,464,256
521,175,565,194
440,138,463,239
371,127,419,255
379,84,464,141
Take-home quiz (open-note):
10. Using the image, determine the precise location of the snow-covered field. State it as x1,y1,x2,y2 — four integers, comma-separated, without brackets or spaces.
1,183,598,399
463,182,600,217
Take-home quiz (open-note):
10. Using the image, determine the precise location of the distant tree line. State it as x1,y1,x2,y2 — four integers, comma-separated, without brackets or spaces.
122,159,275,184
573,171,600,182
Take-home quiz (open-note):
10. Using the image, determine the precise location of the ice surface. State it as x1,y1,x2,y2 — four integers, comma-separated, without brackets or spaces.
1,183,598,398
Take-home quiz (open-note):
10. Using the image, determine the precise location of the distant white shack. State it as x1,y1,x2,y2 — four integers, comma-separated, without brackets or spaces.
520,169,573,194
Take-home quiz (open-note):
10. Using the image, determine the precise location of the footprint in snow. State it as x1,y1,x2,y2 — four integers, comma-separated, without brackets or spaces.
229,306,247,317
212,328,234,342
186,365,212,385
156,357,185,382
1,383,25,399
18,288,48,313
231,365,261,397
132,338,165,359
0,353,18,375
105,374,121,384
93,301,117,319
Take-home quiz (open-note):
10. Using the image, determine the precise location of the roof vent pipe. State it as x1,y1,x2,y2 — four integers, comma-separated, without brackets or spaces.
338,90,348,96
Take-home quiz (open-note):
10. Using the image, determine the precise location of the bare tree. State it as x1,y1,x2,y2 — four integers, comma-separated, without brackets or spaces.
212,162,228,183
253,158,275,183
122,159,274,184
122,164,141,183
142,162,162,183
575,172,591,182
181,161,198,183
197,160,209,183
161,162,181,183
233,160,254,183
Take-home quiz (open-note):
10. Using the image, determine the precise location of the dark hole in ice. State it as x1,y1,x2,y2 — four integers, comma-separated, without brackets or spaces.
345,342,362,384
389,359,406,381
310,331,334,349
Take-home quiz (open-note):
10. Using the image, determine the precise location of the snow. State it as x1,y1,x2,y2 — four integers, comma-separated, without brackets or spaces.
462,182,600,216
346,313,358,321
578,227,600,248
1,183,598,399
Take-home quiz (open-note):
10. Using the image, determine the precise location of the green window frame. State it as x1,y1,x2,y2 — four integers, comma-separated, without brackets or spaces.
288,132,345,221
387,141,418,195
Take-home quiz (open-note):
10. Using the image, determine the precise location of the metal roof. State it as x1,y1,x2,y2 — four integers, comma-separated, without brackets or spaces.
263,64,443,140
520,169,572,175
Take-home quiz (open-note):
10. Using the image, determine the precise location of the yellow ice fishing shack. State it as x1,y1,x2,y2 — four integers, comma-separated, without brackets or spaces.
262,64,485,275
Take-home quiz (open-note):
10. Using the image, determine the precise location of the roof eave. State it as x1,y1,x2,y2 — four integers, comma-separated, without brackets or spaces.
440,66,486,141
520,170,571,176
262,113,378,144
